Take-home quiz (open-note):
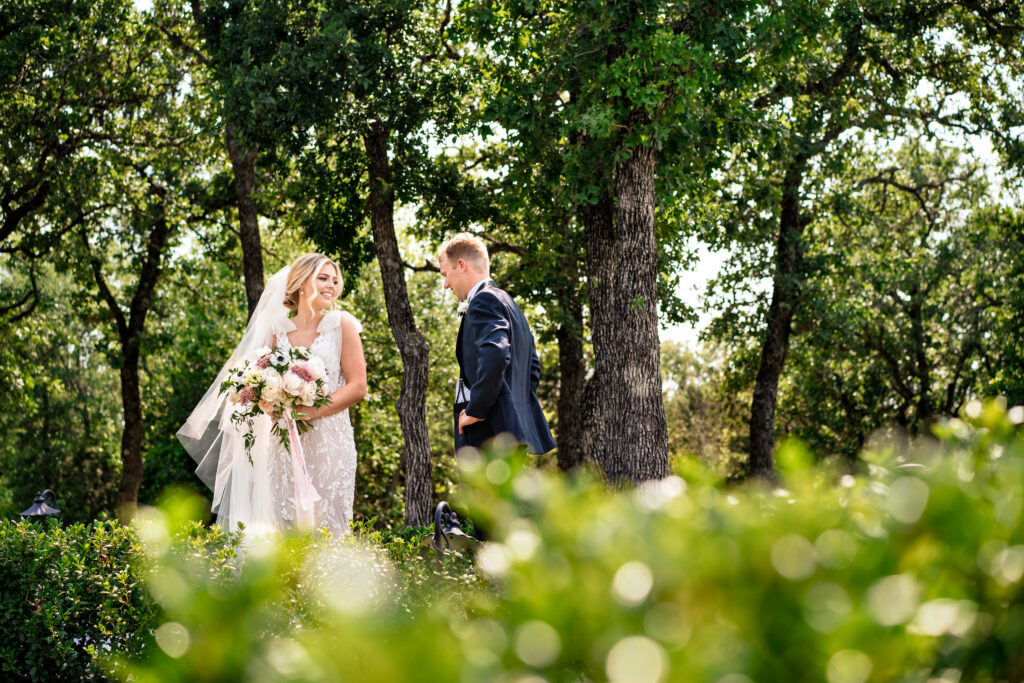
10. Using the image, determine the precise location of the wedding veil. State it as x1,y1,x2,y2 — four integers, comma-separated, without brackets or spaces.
177,266,297,533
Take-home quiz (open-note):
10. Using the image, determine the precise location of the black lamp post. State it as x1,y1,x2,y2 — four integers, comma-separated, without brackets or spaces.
20,489,61,520
430,501,479,554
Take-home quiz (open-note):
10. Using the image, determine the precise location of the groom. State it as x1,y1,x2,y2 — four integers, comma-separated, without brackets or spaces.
438,233,555,456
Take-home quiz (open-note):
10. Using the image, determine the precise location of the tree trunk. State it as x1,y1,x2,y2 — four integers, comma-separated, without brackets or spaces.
748,154,807,477
583,142,670,483
579,373,605,468
555,292,586,471
40,383,53,485
580,183,614,470
909,295,934,430
84,188,172,514
364,123,433,527
225,122,264,318
117,343,145,513
119,204,172,512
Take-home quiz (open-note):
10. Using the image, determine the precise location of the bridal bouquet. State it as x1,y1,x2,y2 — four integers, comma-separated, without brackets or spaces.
219,345,332,463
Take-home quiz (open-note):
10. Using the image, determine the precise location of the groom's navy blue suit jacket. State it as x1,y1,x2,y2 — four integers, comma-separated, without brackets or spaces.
454,280,556,455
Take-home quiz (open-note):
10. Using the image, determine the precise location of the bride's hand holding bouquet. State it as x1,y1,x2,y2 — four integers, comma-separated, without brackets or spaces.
219,344,331,463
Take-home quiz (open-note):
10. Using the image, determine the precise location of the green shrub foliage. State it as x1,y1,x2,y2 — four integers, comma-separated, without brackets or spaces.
120,402,1024,682
0,520,155,682
4,402,1023,681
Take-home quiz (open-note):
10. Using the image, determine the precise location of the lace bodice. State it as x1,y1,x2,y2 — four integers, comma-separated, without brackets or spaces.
275,314,346,393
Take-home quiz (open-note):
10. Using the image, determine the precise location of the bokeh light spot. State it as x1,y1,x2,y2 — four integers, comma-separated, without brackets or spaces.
636,476,686,510
477,542,512,578
506,521,541,561
887,477,930,524
866,574,920,626
613,561,654,607
771,534,817,580
992,545,1024,585
910,599,978,637
803,582,852,633
266,638,314,678
486,459,512,485
134,507,171,558
827,649,872,683
606,636,668,683
815,529,857,569
514,620,560,668
154,621,190,658
644,602,692,646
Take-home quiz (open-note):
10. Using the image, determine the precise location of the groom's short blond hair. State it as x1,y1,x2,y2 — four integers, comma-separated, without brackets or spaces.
439,233,489,273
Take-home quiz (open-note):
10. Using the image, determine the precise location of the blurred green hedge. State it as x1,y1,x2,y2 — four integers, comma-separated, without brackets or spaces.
120,402,1024,682
0,501,477,682
4,401,1024,682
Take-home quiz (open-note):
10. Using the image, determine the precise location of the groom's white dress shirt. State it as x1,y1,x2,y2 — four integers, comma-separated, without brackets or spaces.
455,279,487,404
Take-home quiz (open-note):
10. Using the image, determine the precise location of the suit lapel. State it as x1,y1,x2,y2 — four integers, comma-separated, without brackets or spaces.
456,280,496,383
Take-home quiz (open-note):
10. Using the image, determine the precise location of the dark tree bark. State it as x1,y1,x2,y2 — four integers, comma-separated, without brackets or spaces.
908,294,934,427
580,184,614,468
86,186,172,515
225,122,264,319
579,372,605,468
555,290,586,471
117,334,146,514
364,123,434,527
748,153,808,478
582,142,670,483
608,143,670,480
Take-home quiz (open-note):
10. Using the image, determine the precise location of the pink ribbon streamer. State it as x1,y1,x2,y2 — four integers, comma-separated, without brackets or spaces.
287,417,322,530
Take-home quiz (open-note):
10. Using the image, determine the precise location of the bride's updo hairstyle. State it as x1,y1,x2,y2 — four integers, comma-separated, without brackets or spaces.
282,253,342,311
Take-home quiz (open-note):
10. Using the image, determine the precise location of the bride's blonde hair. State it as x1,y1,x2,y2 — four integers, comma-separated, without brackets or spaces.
283,253,342,311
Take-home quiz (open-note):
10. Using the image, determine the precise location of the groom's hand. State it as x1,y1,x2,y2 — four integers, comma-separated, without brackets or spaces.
458,410,483,434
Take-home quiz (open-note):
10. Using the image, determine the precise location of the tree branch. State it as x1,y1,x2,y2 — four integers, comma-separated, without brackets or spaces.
479,232,527,256
755,22,865,108
402,259,439,273
0,266,39,324
82,230,129,341
1,179,51,245
862,323,915,402
157,19,211,67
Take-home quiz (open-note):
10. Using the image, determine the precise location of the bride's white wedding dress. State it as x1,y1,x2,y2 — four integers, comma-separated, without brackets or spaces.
177,266,361,539
269,311,359,536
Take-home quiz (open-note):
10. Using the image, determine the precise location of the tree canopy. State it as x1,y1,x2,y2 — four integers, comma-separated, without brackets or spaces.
0,0,1022,521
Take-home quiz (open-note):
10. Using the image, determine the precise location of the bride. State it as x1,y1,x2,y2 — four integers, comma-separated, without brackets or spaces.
177,253,366,537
